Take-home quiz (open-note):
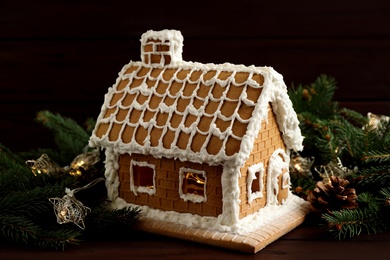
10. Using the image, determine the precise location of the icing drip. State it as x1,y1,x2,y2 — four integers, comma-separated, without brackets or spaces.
247,163,265,204
88,30,306,233
140,29,184,66
266,149,290,205
111,192,308,235
89,61,303,168
178,168,207,203
129,160,156,196
103,148,120,201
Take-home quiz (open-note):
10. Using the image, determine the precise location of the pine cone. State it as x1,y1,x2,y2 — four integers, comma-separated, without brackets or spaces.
307,176,358,214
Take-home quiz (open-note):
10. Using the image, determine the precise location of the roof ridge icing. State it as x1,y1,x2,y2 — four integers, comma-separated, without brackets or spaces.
90,30,303,167
90,58,303,167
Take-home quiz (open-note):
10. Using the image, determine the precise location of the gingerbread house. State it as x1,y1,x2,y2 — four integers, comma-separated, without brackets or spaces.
89,30,309,253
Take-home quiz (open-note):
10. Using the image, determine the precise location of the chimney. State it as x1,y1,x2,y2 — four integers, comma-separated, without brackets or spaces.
140,30,183,67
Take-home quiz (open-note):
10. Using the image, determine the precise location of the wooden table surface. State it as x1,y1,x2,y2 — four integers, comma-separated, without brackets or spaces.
1,221,390,260
1,1,390,259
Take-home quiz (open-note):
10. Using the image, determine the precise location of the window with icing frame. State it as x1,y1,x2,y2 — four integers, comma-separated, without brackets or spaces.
130,160,156,196
282,170,290,189
247,163,265,204
179,168,207,203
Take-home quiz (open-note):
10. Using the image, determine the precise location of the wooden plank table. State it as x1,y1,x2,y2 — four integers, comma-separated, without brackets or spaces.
1,1,389,259
1,221,390,260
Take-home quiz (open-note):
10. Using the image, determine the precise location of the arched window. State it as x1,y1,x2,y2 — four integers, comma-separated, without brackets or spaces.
266,149,289,205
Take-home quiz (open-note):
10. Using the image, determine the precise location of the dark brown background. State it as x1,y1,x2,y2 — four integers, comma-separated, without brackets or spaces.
1,0,390,152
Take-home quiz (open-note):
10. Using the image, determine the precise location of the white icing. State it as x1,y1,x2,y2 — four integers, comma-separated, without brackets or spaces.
140,29,184,66
266,149,290,205
129,160,156,196
129,82,152,96
88,30,306,232
103,148,120,201
217,165,241,226
89,59,303,168
247,163,265,204
178,168,207,203
111,192,308,235
282,171,290,189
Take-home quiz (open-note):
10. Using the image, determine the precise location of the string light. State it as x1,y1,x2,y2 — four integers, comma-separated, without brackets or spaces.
185,172,205,184
289,152,314,177
26,148,100,177
315,157,357,183
25,154,64,176
26,148,103,229
66,150,100,176
49,178,105,229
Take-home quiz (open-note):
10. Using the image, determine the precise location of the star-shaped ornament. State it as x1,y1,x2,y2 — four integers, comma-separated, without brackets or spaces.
49,189,91,230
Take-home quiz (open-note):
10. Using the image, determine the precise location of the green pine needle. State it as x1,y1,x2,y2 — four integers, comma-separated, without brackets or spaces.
0,213,81,250
35,110,91,164
322,192,385,239
85,206,142,234
1,111,141,250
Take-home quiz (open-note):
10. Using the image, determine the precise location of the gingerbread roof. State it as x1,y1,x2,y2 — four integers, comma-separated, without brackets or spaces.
89,30,303,167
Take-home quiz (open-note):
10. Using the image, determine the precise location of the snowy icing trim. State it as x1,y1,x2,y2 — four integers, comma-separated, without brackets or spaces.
282,171,290,189
89,59,303,168
111,192,308,235
266,149,290,205
178,168,207,203
103,147,120,202
87,30,308,241
141,29,183,66
130,160,156,196
217,165,241,226
247,163,265,204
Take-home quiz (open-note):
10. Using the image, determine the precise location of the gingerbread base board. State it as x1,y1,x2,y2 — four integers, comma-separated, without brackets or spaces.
133,200,310,254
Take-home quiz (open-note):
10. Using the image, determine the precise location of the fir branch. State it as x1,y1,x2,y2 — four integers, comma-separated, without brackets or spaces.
0,149,30,176
379,187,390,200
357,164,390,176
290,175,316,199
355,170,390,194
322,192,386,239
358,192,382,211
84,117,96,135
0,143,25,165
35,110,91,164
318,117,365,161
0,111,140,250
85,206,141,233
0,184,67,218
362,152,390,164
289,74,339,119
339,108,368,127
0,213,81,250
289,75,390,240
1,148,75,192
0,153,32,193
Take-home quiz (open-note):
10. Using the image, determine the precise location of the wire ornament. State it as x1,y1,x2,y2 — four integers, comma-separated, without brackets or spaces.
26,154,64,176
49,177,105,229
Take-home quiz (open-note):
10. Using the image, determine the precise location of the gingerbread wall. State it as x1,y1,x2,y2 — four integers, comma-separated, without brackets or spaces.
116,104,288,220
118,153,223,217
238,104,287,219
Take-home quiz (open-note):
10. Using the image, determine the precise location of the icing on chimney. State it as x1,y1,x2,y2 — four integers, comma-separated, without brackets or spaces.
140,30,184,67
